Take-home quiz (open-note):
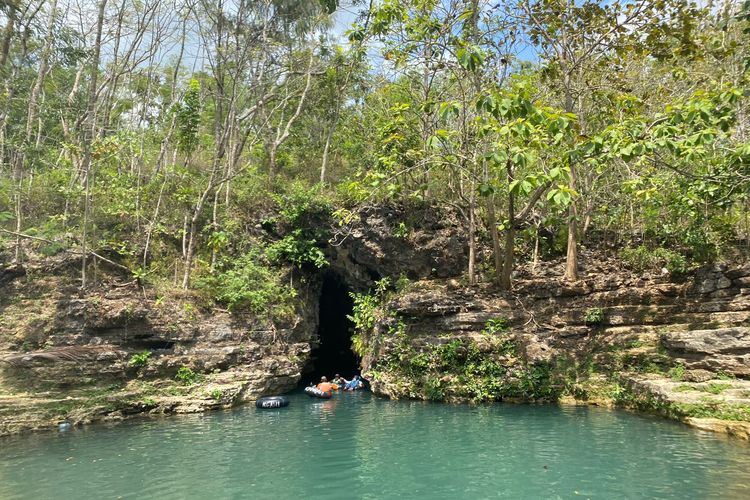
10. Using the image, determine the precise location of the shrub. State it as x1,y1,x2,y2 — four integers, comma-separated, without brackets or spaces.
266,183,332,269
348,278,394,334
668,364,685,381
393,222,409,238
348,292,380,334
394,274,411,292
182,302,196,321
584,307,604,325
197,250,296,315
175,366,197,385
266,230,328,269
715,370,736,380
620,245,688,274
351,333,368,357
434,339,464,370
129,351,152,368
704,383,732,395
483,317,511,334
423,376,445,400
674,402,750,421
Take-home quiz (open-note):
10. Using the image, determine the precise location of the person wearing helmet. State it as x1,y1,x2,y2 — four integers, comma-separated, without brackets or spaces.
316,376,338,394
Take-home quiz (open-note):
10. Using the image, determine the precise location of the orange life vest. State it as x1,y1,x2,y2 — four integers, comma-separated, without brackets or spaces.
317,382,338,393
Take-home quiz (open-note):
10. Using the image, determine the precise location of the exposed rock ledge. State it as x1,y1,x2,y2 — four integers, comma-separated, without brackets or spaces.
685,418,750,441
0,258,316,437
360,263,750,440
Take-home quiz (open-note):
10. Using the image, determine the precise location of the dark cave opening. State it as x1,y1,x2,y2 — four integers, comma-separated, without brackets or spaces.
304,272,359,385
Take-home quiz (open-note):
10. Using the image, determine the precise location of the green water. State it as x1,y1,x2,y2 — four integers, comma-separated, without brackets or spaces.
1,392,748,499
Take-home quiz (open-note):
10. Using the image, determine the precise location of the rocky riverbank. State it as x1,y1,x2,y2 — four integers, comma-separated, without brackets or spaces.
0,203,467,436
357,259,750,440
2,203,750,440
0,256,316,436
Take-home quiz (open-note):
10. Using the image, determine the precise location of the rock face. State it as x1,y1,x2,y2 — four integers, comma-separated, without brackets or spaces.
371,265,750,367
328,203,468,289
684,418,750,440
359,262,750,438
662,328,750,376
0,203,470,437
2,206,750,440
0,257,316,436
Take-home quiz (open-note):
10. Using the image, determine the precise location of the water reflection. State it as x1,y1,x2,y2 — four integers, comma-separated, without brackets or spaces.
0,393,748,499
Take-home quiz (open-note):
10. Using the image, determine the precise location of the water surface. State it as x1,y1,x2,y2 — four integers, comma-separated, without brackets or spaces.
1,392,748,499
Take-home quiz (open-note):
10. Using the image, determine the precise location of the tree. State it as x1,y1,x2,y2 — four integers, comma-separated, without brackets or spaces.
518,0,659,281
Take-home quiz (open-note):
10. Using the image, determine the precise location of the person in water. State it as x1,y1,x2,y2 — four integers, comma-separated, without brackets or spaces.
344,375,364,391
316,376,339,394
332,374,346,385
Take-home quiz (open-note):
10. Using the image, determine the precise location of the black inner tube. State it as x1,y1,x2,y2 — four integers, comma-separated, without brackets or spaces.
255,396,289,409
304,386,332,399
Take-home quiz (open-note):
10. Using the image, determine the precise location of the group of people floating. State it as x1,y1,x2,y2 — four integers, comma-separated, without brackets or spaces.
305,374,365,399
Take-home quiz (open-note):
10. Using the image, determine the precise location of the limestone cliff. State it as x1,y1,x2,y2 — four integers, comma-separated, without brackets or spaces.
2,202,750,440
0,202,467,436
0,256,315,436
357,260,750,439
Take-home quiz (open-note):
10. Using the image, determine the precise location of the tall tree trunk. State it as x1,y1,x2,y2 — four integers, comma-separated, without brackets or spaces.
268,146,278,183
12,0,57,263
532,222,540,274
210,186,220,271
563,72,579,281
80,0,108,289
182,186,214,289
467,183,476,286
486,194,502,285
269,52,315,183
320,109,338,184
499,162,515,290
100,0,126,135
155,14,187,174
564,163,579,281
0,4,15,69
142,174,168,270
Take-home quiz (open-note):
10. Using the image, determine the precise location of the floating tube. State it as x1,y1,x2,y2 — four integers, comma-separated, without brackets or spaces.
304,386,332,399
255,396,290,409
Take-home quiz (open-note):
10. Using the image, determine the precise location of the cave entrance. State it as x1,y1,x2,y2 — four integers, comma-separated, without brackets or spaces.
306,272,359,384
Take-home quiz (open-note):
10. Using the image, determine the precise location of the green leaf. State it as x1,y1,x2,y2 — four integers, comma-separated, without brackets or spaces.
488,150,507,166
478,183,495,196
457,46,484,72
318,0,338,15
512,151,527,167
426,136,441,149
457,9,474,22
438,101,460,121
476,94,496,113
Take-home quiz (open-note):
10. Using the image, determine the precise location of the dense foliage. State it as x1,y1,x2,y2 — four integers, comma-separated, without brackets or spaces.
0,0,748,310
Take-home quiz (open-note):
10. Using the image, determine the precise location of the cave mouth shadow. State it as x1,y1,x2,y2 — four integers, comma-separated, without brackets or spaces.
303,271,359,385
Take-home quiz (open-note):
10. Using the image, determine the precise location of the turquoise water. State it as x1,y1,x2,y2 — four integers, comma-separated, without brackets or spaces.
1,392,748,499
